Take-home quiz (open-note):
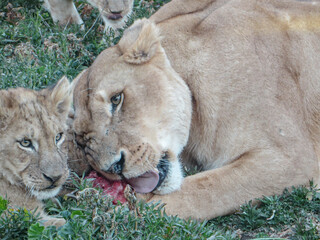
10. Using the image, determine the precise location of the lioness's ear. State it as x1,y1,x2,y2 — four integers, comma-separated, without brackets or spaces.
51,76,73,116
118,18,162,64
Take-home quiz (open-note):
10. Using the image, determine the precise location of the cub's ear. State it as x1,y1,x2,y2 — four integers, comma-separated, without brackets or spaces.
0,92,9,115
0,91,16,130
51,76,73,116
118,18,162,64
0,91,16,114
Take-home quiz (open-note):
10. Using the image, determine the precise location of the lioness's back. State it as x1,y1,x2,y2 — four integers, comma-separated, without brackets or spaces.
151,0,320,154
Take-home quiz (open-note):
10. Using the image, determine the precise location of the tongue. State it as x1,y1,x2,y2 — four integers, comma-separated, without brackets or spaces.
126,170,159,193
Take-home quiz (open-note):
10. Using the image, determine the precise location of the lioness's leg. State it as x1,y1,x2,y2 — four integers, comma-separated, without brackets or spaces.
148,149,318,220
43,0,83,27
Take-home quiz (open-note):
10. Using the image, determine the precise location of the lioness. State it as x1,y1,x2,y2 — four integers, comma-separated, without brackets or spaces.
0,77,74,226
43,0,133,32
72,0,320,220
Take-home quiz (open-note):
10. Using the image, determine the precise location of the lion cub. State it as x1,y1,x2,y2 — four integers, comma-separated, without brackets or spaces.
0,77,74,227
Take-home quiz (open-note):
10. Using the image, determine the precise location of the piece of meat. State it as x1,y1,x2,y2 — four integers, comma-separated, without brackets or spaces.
86,171,127,204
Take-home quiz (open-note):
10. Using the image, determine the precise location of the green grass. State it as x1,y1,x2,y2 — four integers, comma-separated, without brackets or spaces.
0,0,170,89
209,182,320,239
1,177,320,239
1,0,320,239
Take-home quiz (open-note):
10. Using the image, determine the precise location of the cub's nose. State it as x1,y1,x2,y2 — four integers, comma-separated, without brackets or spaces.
43,173,62,184
105,152,125,174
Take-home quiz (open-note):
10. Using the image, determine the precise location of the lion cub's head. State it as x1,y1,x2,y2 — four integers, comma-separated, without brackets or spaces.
0,77,73,200
73,19,192,195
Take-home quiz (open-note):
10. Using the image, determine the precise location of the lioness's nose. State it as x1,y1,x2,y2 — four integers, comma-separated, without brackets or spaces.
106,152,125,174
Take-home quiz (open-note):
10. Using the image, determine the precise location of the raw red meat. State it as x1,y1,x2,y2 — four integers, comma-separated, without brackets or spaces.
86,171,127,204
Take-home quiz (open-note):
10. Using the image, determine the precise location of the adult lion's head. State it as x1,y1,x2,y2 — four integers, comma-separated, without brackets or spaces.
73,19,192,194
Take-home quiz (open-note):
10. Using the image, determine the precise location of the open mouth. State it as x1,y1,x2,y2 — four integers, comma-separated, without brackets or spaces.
87,155,170,195
125,159,169,193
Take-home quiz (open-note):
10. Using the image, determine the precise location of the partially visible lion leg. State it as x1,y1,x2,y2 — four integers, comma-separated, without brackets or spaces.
1,183,65,227
43,0,84,28
147,149,318,220
40,213,66,227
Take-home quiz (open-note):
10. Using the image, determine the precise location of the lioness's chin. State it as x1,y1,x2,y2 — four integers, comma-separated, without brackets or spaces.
32,186,62,200
152,159,183,195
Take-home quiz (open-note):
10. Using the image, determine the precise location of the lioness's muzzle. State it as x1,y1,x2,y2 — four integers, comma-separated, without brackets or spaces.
105,152,125,174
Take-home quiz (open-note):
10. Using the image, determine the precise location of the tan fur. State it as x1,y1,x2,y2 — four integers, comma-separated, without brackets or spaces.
43,0,133,32
73,0,320,220
0,77,74,226
88,0,134,33
43,0,83,27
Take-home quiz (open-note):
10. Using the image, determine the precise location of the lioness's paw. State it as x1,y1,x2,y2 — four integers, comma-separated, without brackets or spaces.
136,192,154,202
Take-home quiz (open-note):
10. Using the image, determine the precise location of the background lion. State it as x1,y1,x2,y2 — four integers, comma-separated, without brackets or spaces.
0,77,74,227
43,0,133,33
72,0,320,220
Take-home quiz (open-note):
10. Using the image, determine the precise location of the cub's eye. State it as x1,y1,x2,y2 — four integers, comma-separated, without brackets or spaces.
19,138,33,148
55,132,63,143
111,93,122,106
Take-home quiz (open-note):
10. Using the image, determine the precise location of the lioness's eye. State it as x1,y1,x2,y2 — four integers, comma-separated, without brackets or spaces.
55,132,63,143
110,92,124,113
19,138,33,148
111,93,122,105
